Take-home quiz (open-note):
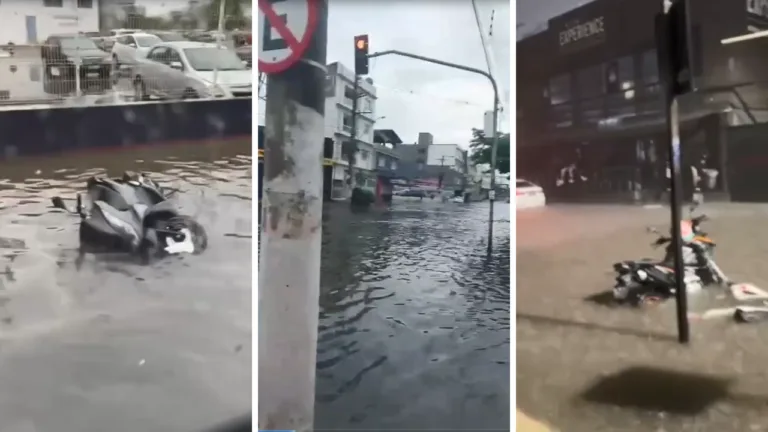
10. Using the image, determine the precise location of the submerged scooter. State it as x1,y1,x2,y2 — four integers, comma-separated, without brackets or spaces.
612,202,729,307
51,172,207,261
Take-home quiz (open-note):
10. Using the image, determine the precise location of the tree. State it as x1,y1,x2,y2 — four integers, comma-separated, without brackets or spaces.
207,0,249,31
469,128,510,174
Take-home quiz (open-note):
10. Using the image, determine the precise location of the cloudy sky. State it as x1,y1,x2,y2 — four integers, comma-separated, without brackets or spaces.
258,0,510,148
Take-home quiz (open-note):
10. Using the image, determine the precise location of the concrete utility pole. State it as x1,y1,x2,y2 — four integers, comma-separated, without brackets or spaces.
258,0,328,430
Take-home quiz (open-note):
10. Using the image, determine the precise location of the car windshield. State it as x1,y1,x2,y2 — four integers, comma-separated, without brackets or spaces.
516,180,534,188
135,35,161,47
155,33,186,42
60,37,98,50
183,47,246,71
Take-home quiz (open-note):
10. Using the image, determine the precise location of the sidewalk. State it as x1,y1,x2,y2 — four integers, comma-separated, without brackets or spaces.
517,410,554,432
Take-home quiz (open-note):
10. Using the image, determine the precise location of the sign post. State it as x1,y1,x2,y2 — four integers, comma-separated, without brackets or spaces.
257,0,327,431
655,0,696,344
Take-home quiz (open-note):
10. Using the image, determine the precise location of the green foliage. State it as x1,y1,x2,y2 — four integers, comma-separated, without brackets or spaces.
469,128,511,174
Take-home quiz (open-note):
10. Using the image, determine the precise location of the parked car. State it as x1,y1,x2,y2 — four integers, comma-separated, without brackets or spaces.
40,34,112,95
516,179,546,209
131,41,252,101
111,32,162,70
146,31,188,42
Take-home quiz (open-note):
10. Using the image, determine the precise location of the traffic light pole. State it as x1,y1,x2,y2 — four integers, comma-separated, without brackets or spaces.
258,0,328,430
366,49,500,255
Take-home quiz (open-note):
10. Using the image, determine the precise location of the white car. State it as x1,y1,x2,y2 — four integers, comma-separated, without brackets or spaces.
111,33,162,70
516,179,546,209
131,41,252,101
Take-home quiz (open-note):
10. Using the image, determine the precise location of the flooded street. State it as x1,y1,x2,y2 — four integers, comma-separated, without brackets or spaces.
0,141,252,432
315,201,510,430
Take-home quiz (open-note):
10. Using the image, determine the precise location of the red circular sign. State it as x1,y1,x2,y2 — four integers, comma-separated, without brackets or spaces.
258,0,318,74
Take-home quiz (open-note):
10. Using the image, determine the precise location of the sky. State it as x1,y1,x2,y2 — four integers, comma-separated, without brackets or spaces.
258,0,511,148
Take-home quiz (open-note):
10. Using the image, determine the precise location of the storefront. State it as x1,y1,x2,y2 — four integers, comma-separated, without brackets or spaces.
517,0,768,203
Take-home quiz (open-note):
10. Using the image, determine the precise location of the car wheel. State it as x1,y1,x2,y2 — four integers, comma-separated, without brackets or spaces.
133,77,148,101
182,88,199,100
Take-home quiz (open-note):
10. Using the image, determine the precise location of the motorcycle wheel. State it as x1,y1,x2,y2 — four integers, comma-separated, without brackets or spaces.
163,215,208,255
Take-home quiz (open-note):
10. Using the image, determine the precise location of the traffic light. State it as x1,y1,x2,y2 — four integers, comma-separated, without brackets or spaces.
655,0,695,96
354,34,369,76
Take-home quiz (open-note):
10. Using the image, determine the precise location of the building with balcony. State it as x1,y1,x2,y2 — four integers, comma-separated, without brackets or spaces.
373,129,403,202
0,0,99,45
323,61,379,197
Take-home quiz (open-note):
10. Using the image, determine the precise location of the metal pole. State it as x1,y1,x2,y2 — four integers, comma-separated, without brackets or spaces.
366,49,500,253
660,0,689,344
212,0,226,88
487,96,499,254
74,48,82,98
258,0,328,430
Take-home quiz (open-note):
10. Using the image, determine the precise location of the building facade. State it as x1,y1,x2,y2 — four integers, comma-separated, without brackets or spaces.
518,0,768,203
394,132,468,191
0,0,99,45
324,61,379,195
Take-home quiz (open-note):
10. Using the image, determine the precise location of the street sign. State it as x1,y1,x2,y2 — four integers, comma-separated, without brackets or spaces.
258,0,319,74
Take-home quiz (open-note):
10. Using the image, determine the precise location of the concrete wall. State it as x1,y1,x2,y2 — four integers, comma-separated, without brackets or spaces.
0,0,99,45
0,97,251,159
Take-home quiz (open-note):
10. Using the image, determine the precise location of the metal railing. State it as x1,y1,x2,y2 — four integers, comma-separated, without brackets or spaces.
0,1,252,110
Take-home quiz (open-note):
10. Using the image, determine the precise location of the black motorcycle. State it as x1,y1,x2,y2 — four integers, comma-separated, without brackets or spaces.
52,172,207,261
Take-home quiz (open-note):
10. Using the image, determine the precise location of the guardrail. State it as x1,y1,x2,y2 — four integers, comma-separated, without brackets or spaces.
0,97,252,159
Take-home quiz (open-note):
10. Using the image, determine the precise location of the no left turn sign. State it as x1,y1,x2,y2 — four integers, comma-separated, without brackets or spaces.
258,0,318,74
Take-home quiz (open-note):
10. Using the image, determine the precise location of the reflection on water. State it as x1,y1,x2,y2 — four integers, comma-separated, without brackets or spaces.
0,141,252,431
316,202,510,430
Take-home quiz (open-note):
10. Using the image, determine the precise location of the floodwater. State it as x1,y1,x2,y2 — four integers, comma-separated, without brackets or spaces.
0,140,252,432
315,201,511,430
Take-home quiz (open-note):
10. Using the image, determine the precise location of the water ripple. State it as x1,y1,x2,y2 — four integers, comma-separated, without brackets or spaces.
315,201,510,429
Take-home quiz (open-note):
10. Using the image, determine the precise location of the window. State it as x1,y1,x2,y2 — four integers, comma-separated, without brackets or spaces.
342,113,353,132
148,47,170,62
378,157,386,167
134,35,161,47
391,160,397,170
60,37,98,50
551,104,573,128
344,86,356,101
77,0,92,8
361,121,372,135
576,64,604,99
183,47,245,71
579,98,604,125
359,150,369,160
44,0,63,6
363,98,372,112
641,49,659,84
549,74,571,105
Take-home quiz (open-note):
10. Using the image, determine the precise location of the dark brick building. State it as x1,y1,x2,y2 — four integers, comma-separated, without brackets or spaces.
518,0,768,203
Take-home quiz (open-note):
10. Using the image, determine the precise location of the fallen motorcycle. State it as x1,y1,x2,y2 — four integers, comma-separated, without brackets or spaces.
612,204,728,307
51,172,207,261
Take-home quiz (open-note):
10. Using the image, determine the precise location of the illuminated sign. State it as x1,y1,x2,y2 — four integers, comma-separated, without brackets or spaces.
559,17,605,46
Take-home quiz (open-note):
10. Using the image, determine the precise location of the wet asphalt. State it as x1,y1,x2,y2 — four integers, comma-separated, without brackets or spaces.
517,203,768,432
0,140,252,432
314,200,511,430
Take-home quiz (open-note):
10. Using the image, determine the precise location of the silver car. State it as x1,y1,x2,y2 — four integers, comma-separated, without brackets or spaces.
131,41,252,101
